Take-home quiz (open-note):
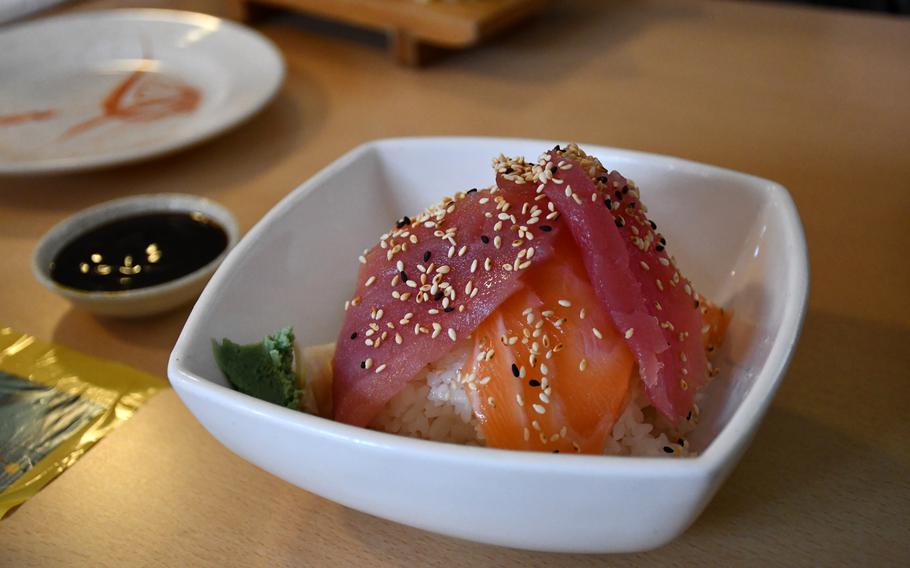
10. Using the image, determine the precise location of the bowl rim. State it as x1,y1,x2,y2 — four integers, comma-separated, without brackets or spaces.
32,193,240,302
169,136,809,474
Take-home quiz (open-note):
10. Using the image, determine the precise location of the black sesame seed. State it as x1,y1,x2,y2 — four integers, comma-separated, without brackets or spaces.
360,360,366,369
663,446,674,454
467,188,478,194
511,363,520,377
660,237,667,245
504,166,514,174
529,379,541,387
614,217,624,228
678,438,686,445
687,411,693,421
552,144,562,152
550,166,558,175
604,198,612,209
621,185,629,194
444,307,455,313
350,332,358,340
539,225,553,232
400,271,408,282
597,175,609,184
614,190,623,200
694,300,700,309
649,220,657,230
481,235,490,244
434,291,445,301
423,251,431,262
395,216,412,229
656,244,665,252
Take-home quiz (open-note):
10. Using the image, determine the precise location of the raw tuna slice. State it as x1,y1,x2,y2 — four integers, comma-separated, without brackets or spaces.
332,184,562,426
495,145,708,422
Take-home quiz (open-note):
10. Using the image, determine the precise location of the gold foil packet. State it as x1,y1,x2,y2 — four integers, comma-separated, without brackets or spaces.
0,327,166,517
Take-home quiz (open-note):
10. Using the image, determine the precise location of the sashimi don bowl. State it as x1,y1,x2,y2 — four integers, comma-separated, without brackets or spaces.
168,137,808,553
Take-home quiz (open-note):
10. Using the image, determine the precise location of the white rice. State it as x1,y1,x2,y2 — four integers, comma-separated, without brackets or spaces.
369,343,483,446
355,344,699,457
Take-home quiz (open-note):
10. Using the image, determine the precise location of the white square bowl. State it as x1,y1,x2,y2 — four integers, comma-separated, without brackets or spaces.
168,137,808,553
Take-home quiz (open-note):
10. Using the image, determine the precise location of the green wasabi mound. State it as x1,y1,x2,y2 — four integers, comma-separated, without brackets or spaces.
212,327,301,409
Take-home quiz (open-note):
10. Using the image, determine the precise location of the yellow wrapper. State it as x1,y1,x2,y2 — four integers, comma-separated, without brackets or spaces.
0,327,166,517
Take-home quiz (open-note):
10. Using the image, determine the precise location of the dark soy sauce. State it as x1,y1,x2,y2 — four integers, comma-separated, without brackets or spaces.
50,212,228,292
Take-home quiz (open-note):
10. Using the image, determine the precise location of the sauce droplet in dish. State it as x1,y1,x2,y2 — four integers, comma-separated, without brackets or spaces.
49,212,228,292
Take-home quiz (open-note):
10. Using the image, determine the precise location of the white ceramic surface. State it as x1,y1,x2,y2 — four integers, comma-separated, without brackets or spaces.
33,194,238,318
0,9,284,174
168,137,809,553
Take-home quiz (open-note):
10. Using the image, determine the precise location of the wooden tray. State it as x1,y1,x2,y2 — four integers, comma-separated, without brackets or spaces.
227,0,551,66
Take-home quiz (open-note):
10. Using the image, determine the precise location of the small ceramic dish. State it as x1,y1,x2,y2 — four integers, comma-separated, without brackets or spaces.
33,194,238,317
168,137,808,552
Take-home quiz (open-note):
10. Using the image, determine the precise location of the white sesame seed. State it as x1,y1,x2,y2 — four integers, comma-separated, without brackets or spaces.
558,299,572,307
364,358,373,369
640,261,650,271
516,394,524,407
625,328,635,339
436,265,451,274
532,404,546,415
579,308,586,320
579,358,588,371
540,363,549,375
396,260,404,271
539,392,550,403
448,328,457,341
593,327,603,339
494,236,502,249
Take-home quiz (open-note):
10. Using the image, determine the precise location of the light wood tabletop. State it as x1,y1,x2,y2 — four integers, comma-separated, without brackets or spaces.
2,0,908,565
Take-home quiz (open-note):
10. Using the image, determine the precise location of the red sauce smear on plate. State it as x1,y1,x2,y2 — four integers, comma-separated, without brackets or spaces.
0,110,57,126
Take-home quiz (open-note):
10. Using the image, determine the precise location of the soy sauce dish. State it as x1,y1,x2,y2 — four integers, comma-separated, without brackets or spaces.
33,194,238,317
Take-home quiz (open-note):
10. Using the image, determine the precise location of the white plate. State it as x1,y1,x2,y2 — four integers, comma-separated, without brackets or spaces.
168,137,809,553
0,9,284,174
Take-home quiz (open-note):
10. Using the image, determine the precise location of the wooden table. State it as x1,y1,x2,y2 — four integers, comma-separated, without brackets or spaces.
3,0,908,564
